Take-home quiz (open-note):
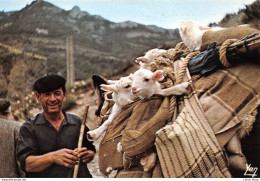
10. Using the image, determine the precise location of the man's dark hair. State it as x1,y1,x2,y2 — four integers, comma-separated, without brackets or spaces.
33,74,66,93
0,99,10,115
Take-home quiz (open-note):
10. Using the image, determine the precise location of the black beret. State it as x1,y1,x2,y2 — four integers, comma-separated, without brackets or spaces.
33,74,66,93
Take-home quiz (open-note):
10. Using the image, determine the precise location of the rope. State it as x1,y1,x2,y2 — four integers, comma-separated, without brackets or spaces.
151,42,191,89
175,51,200,84
219,39,238,67
148,42,199,120
169,51,200,119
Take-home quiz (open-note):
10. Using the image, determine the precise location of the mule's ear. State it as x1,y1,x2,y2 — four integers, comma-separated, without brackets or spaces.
136,57,149,63
100,84,118,93
92,74,108,92
152,70,164,81
92,75,108,117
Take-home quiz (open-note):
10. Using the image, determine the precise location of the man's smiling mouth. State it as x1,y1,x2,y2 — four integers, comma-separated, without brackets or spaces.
47,103,59,108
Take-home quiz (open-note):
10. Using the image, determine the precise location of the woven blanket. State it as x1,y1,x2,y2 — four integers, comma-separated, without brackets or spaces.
98,100,138,176
201,26,260,51
155,56,260,177
155,60,230,178
155,90,231,177
195,61,260,147
99,96,170,176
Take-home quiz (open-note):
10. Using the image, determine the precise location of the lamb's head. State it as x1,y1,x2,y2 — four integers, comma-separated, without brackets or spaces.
179,20,210,37
135,48,166,69
100,75,137,107
131,69,164,99
179,20,210,51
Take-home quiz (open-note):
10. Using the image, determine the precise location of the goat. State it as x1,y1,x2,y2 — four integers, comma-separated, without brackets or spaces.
131,68,189,99
135,48,167,70
179,19,260,51
87,75,137,141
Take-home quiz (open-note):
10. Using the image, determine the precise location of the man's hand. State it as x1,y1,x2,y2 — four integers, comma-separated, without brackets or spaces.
51,148,79,168
25,148,79,172
75,147,95,163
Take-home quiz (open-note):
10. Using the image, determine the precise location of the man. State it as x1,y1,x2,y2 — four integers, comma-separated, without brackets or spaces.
17,74,96,178
0,99,24,177
0,99,13,119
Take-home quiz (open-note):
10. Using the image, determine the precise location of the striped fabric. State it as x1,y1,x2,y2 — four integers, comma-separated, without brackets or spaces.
155,60,260,178
155,91,231,178
195,62,260,146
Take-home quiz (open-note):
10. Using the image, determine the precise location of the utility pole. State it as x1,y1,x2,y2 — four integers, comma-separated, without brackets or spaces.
44,56,48,75
66,34,75,87
22,54,26,113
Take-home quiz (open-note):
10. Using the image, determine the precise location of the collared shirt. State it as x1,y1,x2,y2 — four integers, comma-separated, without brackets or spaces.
17,112,96,178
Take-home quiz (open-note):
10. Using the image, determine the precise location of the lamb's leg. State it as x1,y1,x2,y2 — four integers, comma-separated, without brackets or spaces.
117,142,123,153
159,82,190,96
87,121,109,141
87,105,120,141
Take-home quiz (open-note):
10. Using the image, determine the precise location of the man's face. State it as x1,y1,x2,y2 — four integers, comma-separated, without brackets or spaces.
35,88,66,115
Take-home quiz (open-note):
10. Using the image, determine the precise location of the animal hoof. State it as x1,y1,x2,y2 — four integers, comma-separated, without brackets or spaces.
87,132,95,141
178,82,190,94
183,82,190,89
117,142,123,153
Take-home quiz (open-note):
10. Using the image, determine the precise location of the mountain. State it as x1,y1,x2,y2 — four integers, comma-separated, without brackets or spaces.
0,0,180,81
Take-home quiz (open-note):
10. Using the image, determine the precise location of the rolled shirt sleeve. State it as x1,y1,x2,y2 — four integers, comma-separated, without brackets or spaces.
17,121,39,172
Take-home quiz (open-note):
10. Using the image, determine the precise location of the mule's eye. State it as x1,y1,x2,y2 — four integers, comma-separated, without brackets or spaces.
144,78,150,82
124,85,131,89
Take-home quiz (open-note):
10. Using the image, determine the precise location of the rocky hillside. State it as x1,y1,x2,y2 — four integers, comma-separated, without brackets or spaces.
0,0,258,121
211,0,260,29
0,0,180,81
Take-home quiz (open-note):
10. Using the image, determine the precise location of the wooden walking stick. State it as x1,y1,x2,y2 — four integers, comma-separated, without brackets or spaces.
73,105,89,178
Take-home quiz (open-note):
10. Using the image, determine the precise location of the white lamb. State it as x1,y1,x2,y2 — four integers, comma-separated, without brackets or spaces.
179,19,260,51
179,20,210,51
131,68,189,99
135,48,167,70
117,68,189,173
87,75,137,141
179,19,224,51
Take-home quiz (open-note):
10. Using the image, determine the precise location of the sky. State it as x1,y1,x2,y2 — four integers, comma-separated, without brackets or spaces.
0,0,256,29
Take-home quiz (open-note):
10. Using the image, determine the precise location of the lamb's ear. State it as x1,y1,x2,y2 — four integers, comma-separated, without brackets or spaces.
152,70,164,81
135,57,149,63
100,84,118,93
179,25,186,34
